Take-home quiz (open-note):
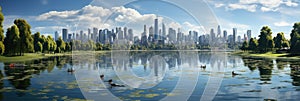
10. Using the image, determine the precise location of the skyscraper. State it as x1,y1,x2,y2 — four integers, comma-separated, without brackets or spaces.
124,27,127,39
210,28,215,41
128,29,133,41
55,31,59,41
233,28,237,43
247,30,251,42
162,23,166,38
62,29,68,42
223,30,227,42
217,25,221,37
143,25,147,36
88,28,91,40
93,27,98,41
154,18,158,40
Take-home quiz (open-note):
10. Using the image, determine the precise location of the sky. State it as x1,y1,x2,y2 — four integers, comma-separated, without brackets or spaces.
0,0,299,39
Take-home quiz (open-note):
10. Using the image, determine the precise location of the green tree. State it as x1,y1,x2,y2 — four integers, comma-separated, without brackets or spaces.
4,25,20,56
0,41,4,55
274,32,288,49
14,19,34,55
0,6,4,42
258,26,274,52
241,41,249,51
36,42,43,52
248,38,258,51
33,32,43,52
65,42,71,52
56,37,65,52
290,22,300,54
0,6,4,55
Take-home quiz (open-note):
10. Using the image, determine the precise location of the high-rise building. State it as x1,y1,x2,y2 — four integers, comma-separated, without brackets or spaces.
149,26,154,42
168,28,176,43
55,31,59,41
193,31,198,42
62,29,68,42
162,23,166,38
237,35,241,43
210,28,215,41
124,27,127,39
217,25,221,38
233,28,237,43
247,30,251,42
143,25,147,36
80,30,83,41
93,27,98,41
128,29,133,41
88,28,91,40
223,30,227,42
154,18,158,40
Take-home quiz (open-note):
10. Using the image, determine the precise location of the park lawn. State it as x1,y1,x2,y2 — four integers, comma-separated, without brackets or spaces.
233,51,300,59
0,53,72,63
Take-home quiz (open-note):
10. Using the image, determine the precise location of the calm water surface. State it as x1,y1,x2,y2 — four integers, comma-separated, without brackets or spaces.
0,51,300,101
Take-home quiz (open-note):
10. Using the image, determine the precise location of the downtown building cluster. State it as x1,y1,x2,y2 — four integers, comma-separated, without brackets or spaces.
54,18,252,49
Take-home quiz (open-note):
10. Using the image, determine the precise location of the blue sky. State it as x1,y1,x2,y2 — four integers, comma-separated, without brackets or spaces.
1,0,299,39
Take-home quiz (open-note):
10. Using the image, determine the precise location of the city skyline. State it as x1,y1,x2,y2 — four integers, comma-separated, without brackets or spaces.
1,0,299,39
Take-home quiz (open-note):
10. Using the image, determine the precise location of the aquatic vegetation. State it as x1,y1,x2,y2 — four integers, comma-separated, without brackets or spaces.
144,93,159,98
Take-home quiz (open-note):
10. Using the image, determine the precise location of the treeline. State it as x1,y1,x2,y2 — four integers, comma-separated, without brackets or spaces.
241,23,300,54
0,7,114,56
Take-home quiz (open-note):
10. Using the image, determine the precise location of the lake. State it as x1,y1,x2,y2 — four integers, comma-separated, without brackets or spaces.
0,51,300,101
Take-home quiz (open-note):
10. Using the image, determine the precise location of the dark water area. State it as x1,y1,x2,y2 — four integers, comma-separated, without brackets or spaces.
1,51,300,101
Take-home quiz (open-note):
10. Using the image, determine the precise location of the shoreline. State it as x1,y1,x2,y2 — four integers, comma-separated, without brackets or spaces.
232,51,300,59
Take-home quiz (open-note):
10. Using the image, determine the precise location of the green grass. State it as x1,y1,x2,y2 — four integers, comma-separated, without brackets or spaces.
233,51,300,59
0,53,72,63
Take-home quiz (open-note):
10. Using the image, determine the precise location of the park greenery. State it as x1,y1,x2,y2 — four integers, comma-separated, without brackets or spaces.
240,24,300,55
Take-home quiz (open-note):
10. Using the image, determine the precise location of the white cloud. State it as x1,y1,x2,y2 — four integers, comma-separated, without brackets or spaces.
274,21,292,27
284,0,298,7
211,0,298,12
227,4,257,12
215,3,225,8
261,6,278,12
182,22,203,33
34,5,204,37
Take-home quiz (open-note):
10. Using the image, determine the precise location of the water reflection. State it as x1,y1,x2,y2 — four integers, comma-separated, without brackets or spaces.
1,52,300,100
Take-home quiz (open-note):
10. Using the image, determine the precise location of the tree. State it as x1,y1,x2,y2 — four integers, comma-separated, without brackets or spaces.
56,37,65,52
4,25,20,56
0,41,4,55
36,42,43,52
14,19,34,55
248,38,258,51
290,22,300,54
33,32,42,52
274,32,288,49
241,41,249,51
0,6,4,55
0,6,4,42
258,26,274,52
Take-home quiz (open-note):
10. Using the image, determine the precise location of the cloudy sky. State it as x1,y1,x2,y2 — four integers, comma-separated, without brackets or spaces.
0,0,299,39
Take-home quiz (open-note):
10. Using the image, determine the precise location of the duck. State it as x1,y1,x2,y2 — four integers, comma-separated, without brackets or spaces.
108,79,125,88
100,74,104,80
232,71,240,76
67,68,75,72
200,65,206,69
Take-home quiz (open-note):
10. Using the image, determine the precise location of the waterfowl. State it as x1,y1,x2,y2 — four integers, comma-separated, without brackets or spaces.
108,79,125,88
67,68,75,72
232,71,240,76
200,65,206,69
100,74,104,80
